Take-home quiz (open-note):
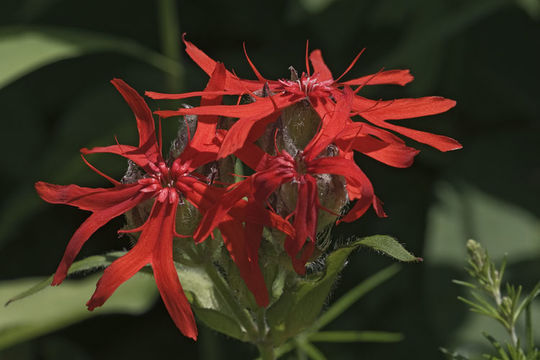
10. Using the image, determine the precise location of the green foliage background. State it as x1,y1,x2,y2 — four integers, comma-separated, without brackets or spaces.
0,0,539,359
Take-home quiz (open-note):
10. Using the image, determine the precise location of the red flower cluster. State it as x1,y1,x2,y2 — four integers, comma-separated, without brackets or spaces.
36,38,461,340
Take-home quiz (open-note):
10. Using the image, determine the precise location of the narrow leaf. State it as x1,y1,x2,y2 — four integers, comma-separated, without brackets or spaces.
312,264,400,330
296,341,327,360
308,330,403,343
5,251,125,306
0,272,157,350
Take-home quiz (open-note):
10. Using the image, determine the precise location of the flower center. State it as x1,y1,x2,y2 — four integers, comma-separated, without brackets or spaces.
277,74,333,97
137,160,187,204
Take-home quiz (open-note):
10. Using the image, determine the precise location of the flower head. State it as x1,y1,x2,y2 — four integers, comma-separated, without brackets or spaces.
147,36,461,162
35,79,223,340
193,90,383,273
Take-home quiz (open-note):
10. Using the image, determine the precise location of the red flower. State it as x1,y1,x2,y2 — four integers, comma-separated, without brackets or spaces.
147,36,461,162
35,79,222,340
193,89,383,274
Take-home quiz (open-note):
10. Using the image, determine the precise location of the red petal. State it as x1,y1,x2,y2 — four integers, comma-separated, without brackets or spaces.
193,179,252,242
86,237,151,310
38,184,149,285
35,182,143,211
189,62,227,152
351,136,418,168
110,79,159,161
284,177,318,263
304,87,353,161
156,93,294,119
81,145,152,171
342,70,414,86
233,141,269,171
151,201,198,340
334,127,419,168
355,96,462,151
218,111,281,159
359,96,456,120
182,35,261,93
309,50,333,82
86,199,197,339
219,220,269,307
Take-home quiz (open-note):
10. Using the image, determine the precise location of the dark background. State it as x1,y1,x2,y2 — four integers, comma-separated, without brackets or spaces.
1,0,539,359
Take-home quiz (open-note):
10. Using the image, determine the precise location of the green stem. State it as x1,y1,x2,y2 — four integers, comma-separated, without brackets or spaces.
257,343,276,360
157,0,183,91
198,253,258,339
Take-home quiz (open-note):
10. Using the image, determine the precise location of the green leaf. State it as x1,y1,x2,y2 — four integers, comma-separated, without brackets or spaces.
483,333,510,360
515,282,540,323
192,308,247,342
440,347,470,360
267,236,409,344
175,262,247,341
0,272,157,350
5,251,125,305
312,264,400,331
516,0,540,19
308,330,403,343
355,235,421,262
0,26,182,89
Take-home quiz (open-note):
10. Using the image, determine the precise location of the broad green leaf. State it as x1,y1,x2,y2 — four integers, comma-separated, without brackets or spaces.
267,236,410,344
192,308,247,342
176,264,220,310
308,330,403,343
175,263,247,341
0,26,182,89
0,272,157,350
356,235,421,262
5,252,125,305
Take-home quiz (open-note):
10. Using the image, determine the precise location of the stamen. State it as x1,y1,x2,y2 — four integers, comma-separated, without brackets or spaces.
158,162,169,178
138,178,159,185
140,184,161,193
148,161,160,174
169,189,179,204
157,188,169,203
171,159,181,175
335,48,365,83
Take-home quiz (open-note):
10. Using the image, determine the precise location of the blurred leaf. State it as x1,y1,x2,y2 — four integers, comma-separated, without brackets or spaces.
0,26,182,89
5,251,125,305
425,182,540,264
298,0,337,14
0,271,157,350
516,0,540,18
308,330,403,343
356,235,421,262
